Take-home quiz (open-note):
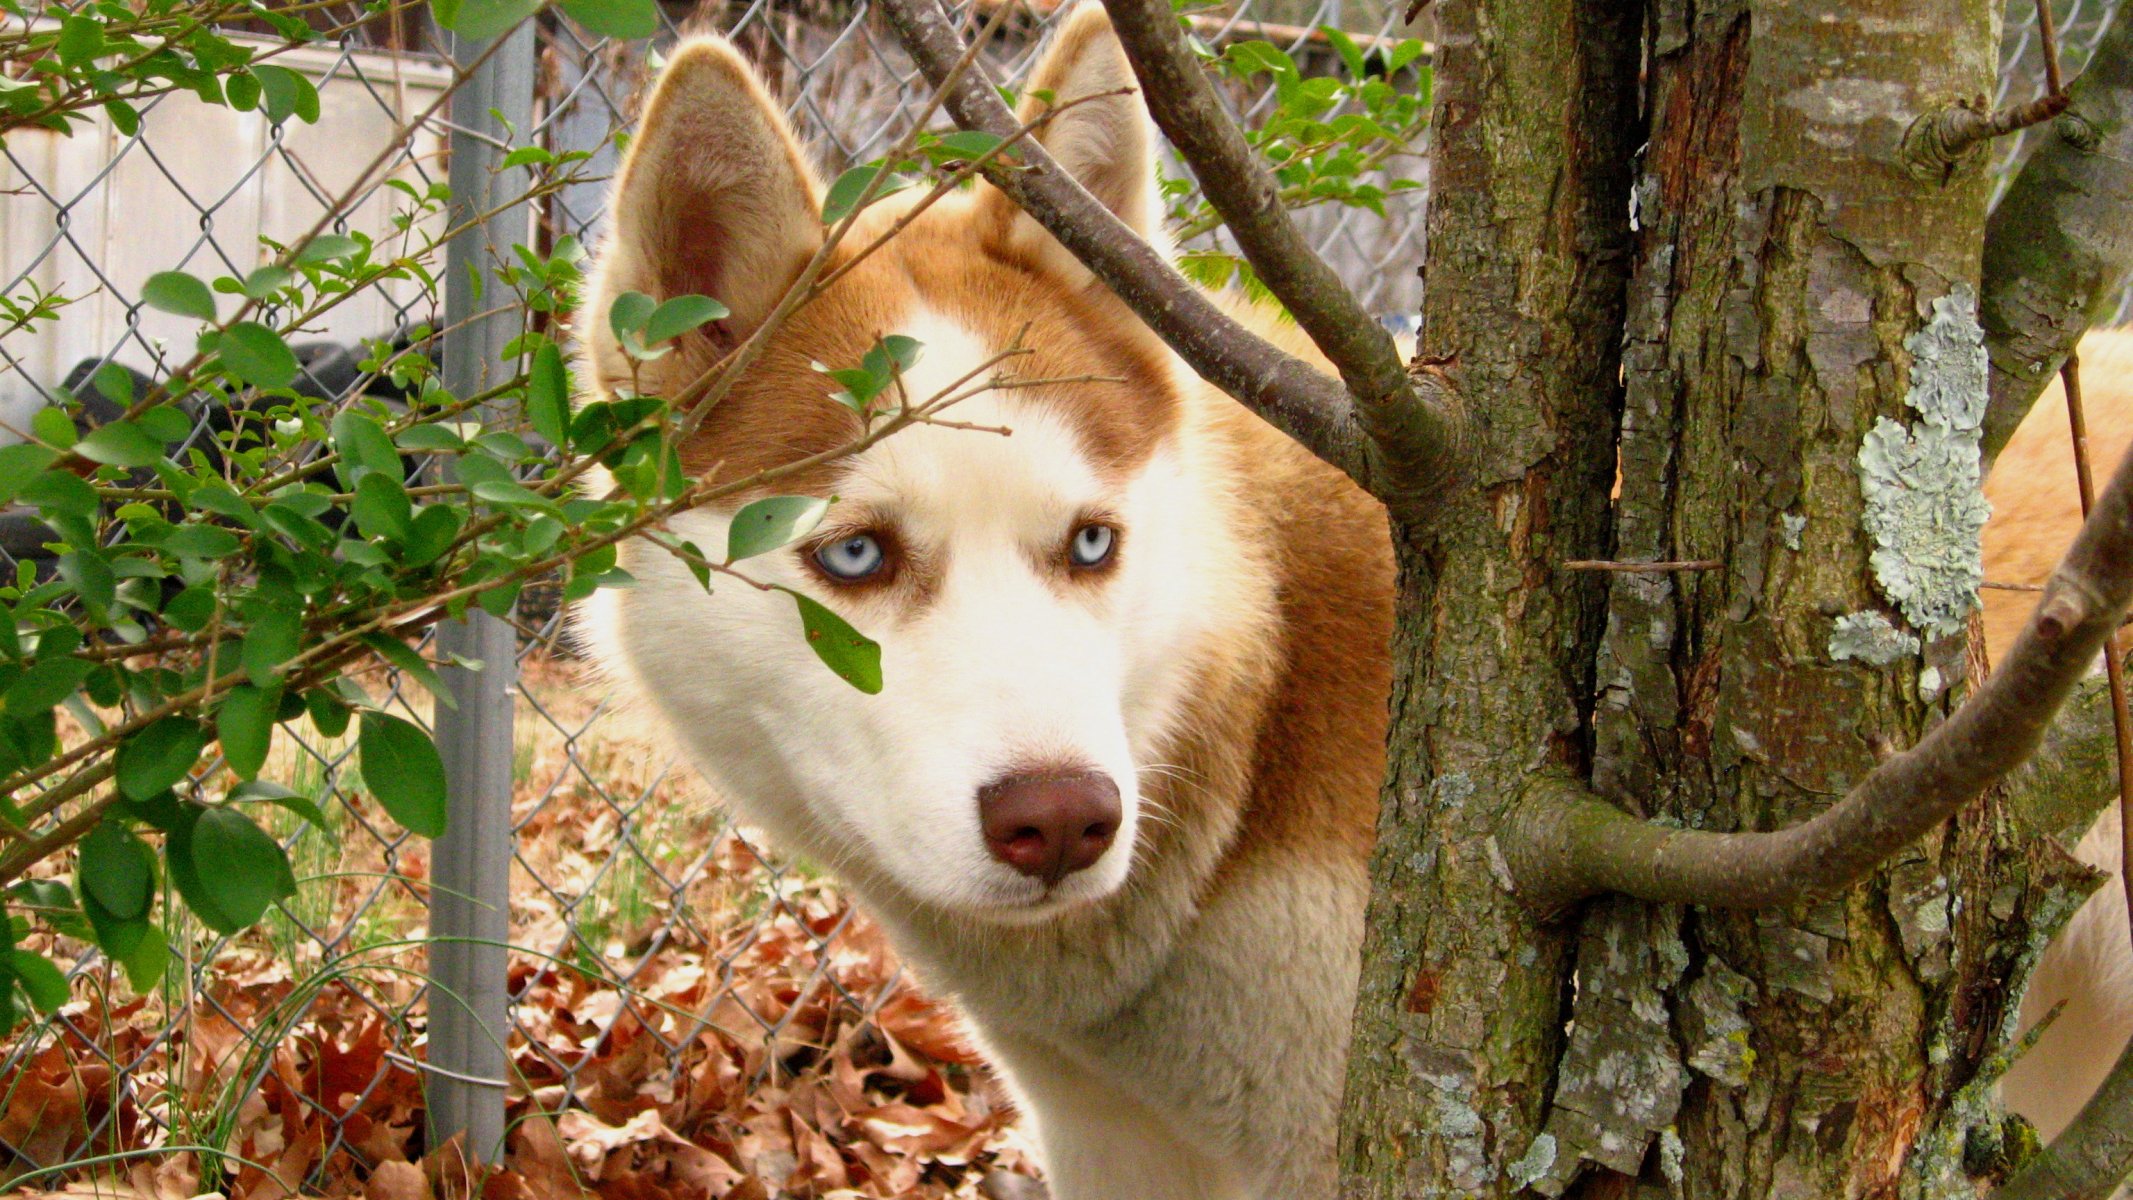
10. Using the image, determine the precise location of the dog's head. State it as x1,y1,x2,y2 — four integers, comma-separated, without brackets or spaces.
578,9,1256,923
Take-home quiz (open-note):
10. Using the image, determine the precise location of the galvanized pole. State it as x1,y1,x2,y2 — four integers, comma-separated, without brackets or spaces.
426,14,535,1166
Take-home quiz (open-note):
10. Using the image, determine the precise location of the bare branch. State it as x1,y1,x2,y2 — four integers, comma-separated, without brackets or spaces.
1504,436,2133,916
1096,0,1458,517
875,0,1461,523
1902,92,2070,176
1980,0,2133,466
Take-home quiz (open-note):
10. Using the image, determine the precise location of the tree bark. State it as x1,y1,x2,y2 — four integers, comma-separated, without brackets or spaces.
1334,0,1639,1194
1337,0,2126,1195
1539,0,2087,1195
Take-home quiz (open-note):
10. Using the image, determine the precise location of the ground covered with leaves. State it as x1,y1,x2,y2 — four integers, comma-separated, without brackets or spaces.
1,656,1042,1199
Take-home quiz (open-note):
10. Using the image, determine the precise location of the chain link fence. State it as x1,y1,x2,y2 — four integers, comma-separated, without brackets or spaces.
0,0,2111,1194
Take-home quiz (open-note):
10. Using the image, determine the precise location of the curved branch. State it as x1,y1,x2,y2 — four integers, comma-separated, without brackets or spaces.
875,0,1461,523
1505,435,2133,916
1095,0,1456,517
1993,1037,2133,1200
1980,0,2133,468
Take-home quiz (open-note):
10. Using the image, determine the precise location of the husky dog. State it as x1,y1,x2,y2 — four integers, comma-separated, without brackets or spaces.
576,9,1390,1197
574,5,2123,1193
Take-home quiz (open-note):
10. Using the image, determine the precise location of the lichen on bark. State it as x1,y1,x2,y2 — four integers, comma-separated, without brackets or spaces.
1857,286,1991,638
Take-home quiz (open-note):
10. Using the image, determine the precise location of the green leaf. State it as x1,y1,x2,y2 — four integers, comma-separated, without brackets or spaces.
643,295,728,346
78,820,155,920
305,688,351,738
0,444,56,507
30,406,76,449
6,950,67,1013
92,361,136,407
135,404,191,442
163,587,215,632
929,129,1005,161
249,64,319,125
216,684,278,779
241,266,295,299
115,923,167,992
3,657,94,714
433,0,540,39
105,98,140,136
56,16,104,67
557,0,659,38
330,410,402,485
159,524,241,559
357,712,448,837
189,807,297,928
164,808,239,934
791,591,882,694
295,233,364,264
116,717,210,801
1322,26,1366,77
607,290,655,340
141,271,217,322
217,322,300,389
58,551,116,615
726,496,830,562
229,780,336,844
821,161,916,224
402,504,463,568
73,420,164,468
527,343,570,448
351,472,413,542
242,606,300,684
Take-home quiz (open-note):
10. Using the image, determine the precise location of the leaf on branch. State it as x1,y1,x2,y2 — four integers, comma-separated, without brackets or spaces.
790,590,883,694
115,717,211,802
727,496,831,562
358,712,449,838
215,322,301,390
141,271,217,323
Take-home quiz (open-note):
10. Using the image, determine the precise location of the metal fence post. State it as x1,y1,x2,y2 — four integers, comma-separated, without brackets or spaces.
426,15,536,1166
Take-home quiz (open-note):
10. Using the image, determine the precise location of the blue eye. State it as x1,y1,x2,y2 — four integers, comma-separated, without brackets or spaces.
1069,523,1116,567
815,533,885,580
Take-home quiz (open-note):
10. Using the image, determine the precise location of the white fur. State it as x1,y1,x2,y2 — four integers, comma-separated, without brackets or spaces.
585,309,1210,920
2006,807,2132,1145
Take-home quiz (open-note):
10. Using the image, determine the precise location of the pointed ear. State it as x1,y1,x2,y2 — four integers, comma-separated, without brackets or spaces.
988,4,1165,285
587,37,822,390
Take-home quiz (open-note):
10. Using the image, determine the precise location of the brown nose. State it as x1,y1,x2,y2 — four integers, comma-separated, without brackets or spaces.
977,770,1121,884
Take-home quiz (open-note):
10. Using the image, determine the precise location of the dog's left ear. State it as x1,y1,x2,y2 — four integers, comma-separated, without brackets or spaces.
986,4,1165,286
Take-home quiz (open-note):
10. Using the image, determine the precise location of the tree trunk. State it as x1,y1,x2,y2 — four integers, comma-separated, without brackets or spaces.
1341,0,2102,1195
1336,0,1640,1193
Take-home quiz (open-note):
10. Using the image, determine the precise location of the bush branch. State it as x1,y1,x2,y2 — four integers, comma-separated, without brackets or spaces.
876,0,1460,524
1504,435,2133,916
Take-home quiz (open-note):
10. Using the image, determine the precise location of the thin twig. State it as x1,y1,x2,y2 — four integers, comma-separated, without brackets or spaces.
2060,353,2133,959
1903,0,2072,177
2038,0,2067,97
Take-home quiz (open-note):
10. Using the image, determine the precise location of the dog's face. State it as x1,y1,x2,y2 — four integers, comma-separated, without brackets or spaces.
579,10,1236,922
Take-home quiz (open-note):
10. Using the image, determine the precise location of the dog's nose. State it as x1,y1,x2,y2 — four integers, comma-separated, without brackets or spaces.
977,770,1121,884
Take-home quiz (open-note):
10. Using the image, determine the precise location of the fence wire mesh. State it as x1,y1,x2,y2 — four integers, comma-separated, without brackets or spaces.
0,0,2112,1194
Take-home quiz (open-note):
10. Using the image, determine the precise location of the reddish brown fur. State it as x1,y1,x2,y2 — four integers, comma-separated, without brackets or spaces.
1983,329,2133,660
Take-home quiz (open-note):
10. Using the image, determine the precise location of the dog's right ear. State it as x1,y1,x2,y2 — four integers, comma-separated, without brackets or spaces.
589,38,822,384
